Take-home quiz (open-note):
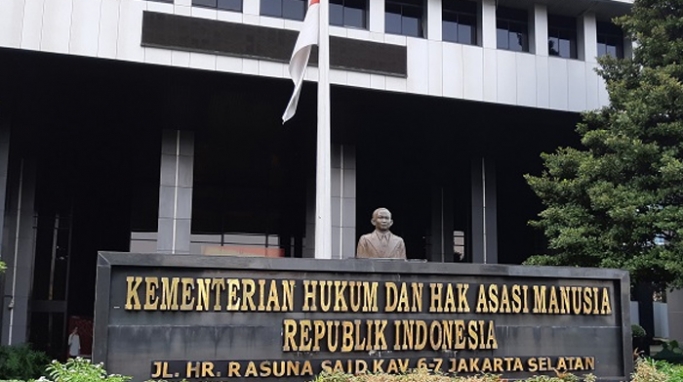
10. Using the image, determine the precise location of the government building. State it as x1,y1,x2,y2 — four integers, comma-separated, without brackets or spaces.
0,0,639,359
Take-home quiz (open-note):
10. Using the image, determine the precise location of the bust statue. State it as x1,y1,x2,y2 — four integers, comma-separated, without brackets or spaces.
356,208,406,259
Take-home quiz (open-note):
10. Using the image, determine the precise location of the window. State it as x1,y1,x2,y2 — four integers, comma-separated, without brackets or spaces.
146,0,172,3
386,0,425,38
496,7,528,52
194,0,242,12
331,0,367,28
597,21,624,58
442,0,477,45
548,15,577,58
261,0,306,20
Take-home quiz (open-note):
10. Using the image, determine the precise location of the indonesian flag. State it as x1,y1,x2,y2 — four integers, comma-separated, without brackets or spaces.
282,0,320,123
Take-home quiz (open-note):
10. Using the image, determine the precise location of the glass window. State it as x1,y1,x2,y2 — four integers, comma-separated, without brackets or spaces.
548,15,577,58
194,0,242,12
597,21,624,58
146,0,172,3
442,0,477,45
331,0,367,28
496,6,528,52
385,0,425,38
261,0,306,20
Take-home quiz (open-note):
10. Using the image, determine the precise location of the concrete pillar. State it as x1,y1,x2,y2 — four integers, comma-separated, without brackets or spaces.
427,0,442,41
428,186,454,262
332,145,356,259
532,4,548,56
2,157,37,345
667,289,683,342
157,130,194,254
480,0,496,49
578,12,597,62
471,157,497,264
0,118,10,344
305,144,356,258
369,0,384,33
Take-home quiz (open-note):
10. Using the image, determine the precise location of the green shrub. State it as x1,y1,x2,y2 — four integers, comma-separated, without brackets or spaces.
0,344,50,380
632,325,647,338
309,368,597,382
41,358,131,382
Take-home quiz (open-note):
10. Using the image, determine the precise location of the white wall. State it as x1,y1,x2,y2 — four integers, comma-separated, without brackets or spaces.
0,0,612,113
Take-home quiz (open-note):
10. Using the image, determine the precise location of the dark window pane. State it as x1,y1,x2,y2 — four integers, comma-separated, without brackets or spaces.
443,20,458,42
559,38,570,57
344,6,365,28
217,0,241,11
597,43,606,57
509,31,523,51
282,0,305,20
497,28,508,49
548,37,560,56
606,45,617,57
402,15,420,37
330,2,344,25
458,21,473,44
261,0,282,16
386,11,402,34
193,0,217,8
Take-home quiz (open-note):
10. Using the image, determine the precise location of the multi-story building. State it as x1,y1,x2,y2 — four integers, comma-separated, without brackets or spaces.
0,0,635,358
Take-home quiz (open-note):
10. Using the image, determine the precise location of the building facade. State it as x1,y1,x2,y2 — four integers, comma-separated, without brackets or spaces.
0,0,635,358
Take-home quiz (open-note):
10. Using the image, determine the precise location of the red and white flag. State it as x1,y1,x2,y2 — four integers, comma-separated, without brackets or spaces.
282,0,320,123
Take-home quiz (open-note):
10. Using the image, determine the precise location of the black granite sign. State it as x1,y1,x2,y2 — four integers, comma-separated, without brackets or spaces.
93,252,632,381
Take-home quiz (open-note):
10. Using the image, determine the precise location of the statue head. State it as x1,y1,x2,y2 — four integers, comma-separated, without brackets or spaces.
371,208,393,232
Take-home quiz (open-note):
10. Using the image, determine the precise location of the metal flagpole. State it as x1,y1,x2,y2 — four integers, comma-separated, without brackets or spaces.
314,0,332,259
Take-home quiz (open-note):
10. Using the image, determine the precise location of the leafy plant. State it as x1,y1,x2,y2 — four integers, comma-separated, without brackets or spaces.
42,357,131,382
0,344,50,380
632,324,647,338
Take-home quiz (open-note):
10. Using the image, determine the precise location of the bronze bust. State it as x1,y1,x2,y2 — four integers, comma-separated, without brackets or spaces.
356,208,406,259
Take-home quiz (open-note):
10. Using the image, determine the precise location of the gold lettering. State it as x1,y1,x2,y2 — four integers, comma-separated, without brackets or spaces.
334,281,348,312
125,276,143,310
385,282,398,312
411,283,423,312
511,284,522,313
488,284,499,313
548,286,559,314
266,280,281,311
240,279,256,311
601,288,612,315
195,278,211,312
160,277,179,310
430,283,443,312
226,279,240,311
341,321,354,352
533,285,547,313
299,320,312,351
282,319,297,351
583,287,592,314
313,320,325,351
319,281,333,312
143,277,159,310
499,284,511,313
180,278,194,311
302,280,317,311
476,284,489,313
364,282,379,312
211,278,225,311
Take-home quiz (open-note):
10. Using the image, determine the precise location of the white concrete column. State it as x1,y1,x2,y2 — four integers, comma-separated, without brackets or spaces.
2,157,37,345
305,144,357,258
243,0,260,16
480,0,496,49
369,0,385,33
157,130,194,254
427,0,442,41
578,12,597,62
668,289,683,342
532,4,548,56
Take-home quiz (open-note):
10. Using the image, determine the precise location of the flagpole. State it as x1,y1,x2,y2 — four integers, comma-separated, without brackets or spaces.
314,0,332,259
